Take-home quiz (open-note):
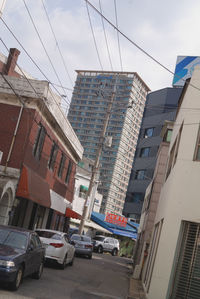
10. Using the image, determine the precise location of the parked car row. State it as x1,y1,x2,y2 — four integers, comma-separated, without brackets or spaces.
0,225,120,292
0,226,76,291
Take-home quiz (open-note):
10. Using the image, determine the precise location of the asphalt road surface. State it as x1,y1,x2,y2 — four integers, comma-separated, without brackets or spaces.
0,253,132,299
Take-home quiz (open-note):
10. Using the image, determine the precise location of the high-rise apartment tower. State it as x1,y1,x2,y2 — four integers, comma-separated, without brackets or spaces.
68,70,150,215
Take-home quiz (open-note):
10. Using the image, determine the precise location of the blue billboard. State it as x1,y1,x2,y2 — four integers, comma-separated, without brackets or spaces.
173,56,200,86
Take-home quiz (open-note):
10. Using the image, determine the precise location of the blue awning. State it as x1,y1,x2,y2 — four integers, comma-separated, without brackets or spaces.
91,212,138,239
108,228,137,239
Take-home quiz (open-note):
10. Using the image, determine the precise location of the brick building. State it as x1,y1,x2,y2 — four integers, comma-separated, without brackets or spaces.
0,49,83,230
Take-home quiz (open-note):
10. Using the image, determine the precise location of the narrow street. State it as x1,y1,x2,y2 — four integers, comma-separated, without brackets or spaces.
0,253,131,299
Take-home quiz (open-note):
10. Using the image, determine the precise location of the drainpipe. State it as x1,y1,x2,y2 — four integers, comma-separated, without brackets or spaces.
3,104,24,173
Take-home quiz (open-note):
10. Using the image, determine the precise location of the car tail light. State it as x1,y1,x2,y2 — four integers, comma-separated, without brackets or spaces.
50,243,64,248
85,244,93,248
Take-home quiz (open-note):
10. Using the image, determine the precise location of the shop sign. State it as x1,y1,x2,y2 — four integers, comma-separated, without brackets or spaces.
105,213,127,227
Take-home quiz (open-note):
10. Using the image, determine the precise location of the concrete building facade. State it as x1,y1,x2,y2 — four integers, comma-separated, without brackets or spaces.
68,70,150,215
72,157,102,218
143,66,200,299
133,121,173,280
123,87,182,222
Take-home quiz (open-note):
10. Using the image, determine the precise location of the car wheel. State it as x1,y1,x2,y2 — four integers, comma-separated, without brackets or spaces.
97,245,103,254
61,254,67,269
32,261,44,279
69,255,74,266
112,248,118,256
10,265,23,291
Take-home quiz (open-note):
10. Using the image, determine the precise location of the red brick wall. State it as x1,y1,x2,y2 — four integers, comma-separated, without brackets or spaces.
0,103,34,169
0,102,76,203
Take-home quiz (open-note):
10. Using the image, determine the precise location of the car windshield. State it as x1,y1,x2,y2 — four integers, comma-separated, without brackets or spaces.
0,230,27,250
82,236,91,242
93,236,105,241
71,235,91,242
71,235,81,241
36,231,62,240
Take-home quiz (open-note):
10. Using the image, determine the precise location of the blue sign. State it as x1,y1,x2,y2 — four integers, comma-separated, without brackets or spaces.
173,56,200,86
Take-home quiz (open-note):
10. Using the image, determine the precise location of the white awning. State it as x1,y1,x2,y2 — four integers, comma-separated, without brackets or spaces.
50,189,72,214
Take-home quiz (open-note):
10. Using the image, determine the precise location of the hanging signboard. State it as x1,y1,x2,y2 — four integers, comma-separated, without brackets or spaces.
105,213,127,227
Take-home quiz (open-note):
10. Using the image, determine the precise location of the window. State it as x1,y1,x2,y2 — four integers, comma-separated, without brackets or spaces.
194,125,200,161
166,141,176,179
0,230,27,250
65,160,72,184
163,129,172,142
31,234,41,248
33,125,46,160
169,221,200,299
79,185,88,199
140,147,150,157
135,170,146,180
166,124,183,179
144,128,154,138
36,230,61,240
58,154,66,178
143,220,163,292
132,192,143,203
48,142,58,171
174,124,183,165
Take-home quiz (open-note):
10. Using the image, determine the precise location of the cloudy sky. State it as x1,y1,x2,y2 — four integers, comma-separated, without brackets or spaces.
1,0,200,104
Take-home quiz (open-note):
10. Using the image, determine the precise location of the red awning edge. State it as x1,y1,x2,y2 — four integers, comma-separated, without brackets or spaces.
66,208,81,220
16,165,51,208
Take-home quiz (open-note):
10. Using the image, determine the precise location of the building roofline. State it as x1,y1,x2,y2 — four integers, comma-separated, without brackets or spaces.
75,70,151,91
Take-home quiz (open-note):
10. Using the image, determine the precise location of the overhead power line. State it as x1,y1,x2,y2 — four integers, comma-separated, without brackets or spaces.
40,0,74,88
85,0,103,70
98,0,113,71
0,17,71,109
0,44,80,152
22,0,71,105
0,37,72,122
113,0,123,72
84,0,200,93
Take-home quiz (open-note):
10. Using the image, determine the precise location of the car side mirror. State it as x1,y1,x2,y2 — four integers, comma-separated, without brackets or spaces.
27,243,34,252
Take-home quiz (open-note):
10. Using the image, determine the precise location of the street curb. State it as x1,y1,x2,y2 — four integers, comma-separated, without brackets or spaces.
128,276,146,299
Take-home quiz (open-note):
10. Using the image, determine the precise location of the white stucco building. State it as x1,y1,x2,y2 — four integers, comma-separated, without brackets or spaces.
72,157,102,218
143,66,200,299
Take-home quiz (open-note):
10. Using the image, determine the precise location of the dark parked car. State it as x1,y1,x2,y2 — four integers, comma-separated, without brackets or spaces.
70,234,93,259
0,225,45,290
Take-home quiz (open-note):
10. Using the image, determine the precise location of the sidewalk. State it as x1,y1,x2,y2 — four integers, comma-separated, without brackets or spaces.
127,277,146,299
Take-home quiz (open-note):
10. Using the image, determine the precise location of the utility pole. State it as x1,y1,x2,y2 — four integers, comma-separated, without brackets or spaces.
78,83,116,235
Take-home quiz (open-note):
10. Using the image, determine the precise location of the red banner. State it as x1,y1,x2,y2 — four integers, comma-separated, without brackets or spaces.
105,213,127,227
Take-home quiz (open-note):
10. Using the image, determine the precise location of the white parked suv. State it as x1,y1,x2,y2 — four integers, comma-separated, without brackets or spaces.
93,235,120,256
